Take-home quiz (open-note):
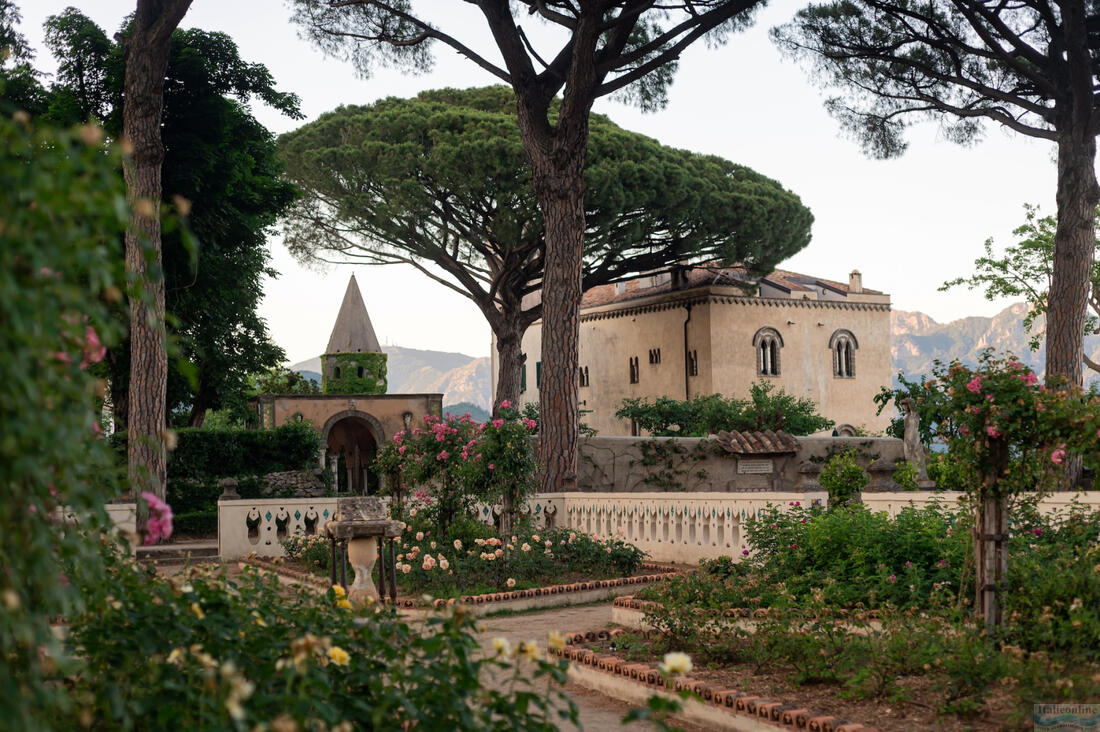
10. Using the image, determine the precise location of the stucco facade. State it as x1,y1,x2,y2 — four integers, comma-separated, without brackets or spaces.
502,267,892,435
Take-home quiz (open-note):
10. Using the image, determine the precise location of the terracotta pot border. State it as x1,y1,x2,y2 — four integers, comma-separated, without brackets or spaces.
419,562,677,609
550,635,879,732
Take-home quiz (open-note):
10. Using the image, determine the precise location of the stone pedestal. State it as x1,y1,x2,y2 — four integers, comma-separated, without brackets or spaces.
346,535,380,604
324,496,404,606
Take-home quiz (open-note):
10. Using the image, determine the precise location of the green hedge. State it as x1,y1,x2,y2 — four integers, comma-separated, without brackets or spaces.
172,509,218,536
110,424,321,535
110,422,320,482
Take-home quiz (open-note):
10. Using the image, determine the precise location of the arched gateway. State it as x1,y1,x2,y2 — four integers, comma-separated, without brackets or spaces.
322,410,385,494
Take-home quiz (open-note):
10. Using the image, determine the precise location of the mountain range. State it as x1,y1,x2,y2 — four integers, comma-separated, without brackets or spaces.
892,301,1100,384
291,346,491,410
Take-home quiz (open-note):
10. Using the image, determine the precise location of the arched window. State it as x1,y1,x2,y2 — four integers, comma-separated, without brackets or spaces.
357,366,364,378
333,366,342,380
829,329,859,378
752,327,783,376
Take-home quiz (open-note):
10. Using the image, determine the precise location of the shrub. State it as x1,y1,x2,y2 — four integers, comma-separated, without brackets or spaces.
283,531,338,573
892,459,920,490
111,422,321,483
376,406,538,535
616,381,833,436
67,548,576,730
0,117,129,730
819,448,868,506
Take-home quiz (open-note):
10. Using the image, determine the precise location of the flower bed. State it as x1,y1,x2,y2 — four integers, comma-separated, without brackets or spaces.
552,631,888,732
244,554,677,613
616,499,1100,728
282,517,652,601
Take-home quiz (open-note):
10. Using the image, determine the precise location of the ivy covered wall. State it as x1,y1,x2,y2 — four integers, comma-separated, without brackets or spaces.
322,352,388,394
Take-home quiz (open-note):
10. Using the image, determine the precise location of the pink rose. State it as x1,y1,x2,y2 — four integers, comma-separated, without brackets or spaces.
524,419,537,429
1051,447,1067,465
986,426,1002,438
966,376,982,393
437,450,449,461
80,326,106,369
500,399,512,408
140,491,173,545
492,419,504,429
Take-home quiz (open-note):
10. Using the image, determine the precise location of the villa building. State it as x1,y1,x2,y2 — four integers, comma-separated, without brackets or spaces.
498,265,892,435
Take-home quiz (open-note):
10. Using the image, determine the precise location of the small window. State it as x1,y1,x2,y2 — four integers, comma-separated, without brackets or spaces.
521,365,526,392
357,366,364,378
536,361,541,388
753,327,783,376
688,350,699,377
579,366,589,387
830,330,858,378
629,356,639,384
649,348,661,364
333,366,342,380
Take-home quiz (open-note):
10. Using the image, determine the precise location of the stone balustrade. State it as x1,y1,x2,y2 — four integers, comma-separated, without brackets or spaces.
218,497,340,559
530,491,827,563
216,489,1100,564
860,490,1100,518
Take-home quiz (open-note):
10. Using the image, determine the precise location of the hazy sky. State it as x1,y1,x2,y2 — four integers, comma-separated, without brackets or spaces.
22,1,1060,364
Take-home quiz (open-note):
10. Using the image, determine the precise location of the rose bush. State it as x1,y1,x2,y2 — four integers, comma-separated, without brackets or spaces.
67,546,576,730
375,403,537,534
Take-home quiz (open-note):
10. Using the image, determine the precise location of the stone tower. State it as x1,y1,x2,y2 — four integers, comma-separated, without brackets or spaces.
321,275,387,394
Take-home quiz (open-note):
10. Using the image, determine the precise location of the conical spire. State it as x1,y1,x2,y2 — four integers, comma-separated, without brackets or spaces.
326,275,381,354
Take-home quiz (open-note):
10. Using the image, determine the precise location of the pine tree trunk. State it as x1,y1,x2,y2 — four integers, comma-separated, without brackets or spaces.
1047,132,1099,387
494,323,525,413
513,13,598,495
531,174,586,494
122,0,192,502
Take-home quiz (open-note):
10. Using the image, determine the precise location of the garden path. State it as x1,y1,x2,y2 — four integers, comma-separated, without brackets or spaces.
474,603,708,732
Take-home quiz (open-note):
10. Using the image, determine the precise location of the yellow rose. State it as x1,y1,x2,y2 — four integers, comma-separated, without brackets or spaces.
658,652,693,676
491,637,511,657
328,646,350,666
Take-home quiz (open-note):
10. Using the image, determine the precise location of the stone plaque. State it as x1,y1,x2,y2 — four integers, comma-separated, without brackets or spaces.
737,459,773,475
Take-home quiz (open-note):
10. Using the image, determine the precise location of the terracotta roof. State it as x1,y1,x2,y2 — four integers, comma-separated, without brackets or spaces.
579,264,882,309
713,430,799,455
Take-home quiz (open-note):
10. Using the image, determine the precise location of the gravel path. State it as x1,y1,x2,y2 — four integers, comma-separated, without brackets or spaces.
475,603,708,732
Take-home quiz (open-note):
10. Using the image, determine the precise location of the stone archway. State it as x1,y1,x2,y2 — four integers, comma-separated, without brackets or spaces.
321,410,385,495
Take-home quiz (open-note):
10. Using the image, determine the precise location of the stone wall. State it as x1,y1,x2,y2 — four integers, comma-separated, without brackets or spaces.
257,470,326,498
576,434,906,493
